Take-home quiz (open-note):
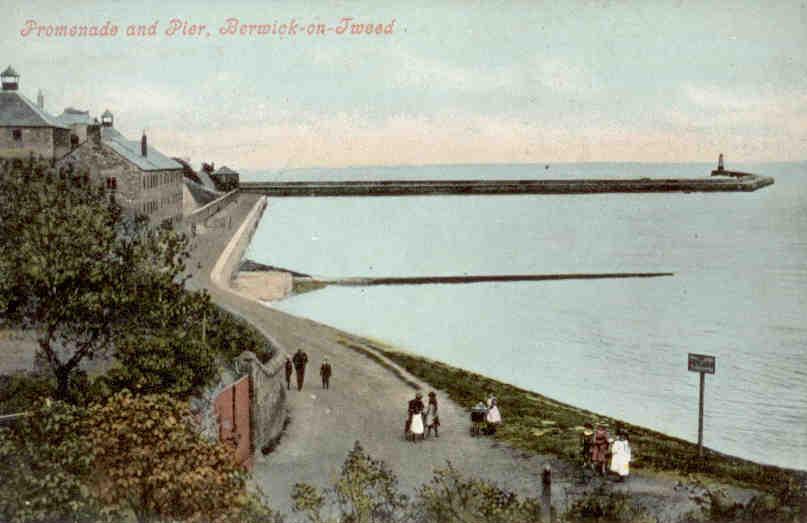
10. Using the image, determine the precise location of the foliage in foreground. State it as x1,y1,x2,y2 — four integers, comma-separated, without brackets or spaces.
415,463,542,523
291,441,542,523
561,487,653,523
0,393,282,523
0,399,117,523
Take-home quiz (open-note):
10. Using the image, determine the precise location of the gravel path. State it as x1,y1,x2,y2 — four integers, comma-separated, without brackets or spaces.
187,194,756,522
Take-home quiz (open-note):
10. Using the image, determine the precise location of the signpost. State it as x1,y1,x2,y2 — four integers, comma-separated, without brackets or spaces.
688,353,716,457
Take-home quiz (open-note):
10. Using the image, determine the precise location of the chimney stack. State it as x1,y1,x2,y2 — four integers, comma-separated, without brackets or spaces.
36,89,44,109
141,131,148,157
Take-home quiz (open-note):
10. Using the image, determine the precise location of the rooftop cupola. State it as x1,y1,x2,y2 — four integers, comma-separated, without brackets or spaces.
101,109,113,127
1,65,20,91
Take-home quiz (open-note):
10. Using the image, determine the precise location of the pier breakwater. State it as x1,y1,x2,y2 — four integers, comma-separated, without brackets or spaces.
240,174,774,197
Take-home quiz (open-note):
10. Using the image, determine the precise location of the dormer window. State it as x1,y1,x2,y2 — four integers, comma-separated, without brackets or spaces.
12,129,22,141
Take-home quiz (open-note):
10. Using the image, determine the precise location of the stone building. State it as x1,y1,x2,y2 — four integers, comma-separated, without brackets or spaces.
58,110,184,226
58,107,96,147
0,66,71,160
212,165,240,190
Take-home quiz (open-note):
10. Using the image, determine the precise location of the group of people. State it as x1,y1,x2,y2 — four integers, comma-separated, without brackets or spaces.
405,391,440,442
470,394,502,436
580,423,632,481
284,349,333,391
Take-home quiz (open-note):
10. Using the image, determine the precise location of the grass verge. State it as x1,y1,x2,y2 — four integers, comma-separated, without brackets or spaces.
349,338,804,506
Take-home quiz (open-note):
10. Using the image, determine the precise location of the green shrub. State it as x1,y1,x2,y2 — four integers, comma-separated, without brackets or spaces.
562,488,653,523
414,462,542,523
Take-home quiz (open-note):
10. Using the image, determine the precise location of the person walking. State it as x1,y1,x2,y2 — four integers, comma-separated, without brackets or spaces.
591,423,610,476
320,358,332,389
292,349,308,391
609,429,632,481
424,391,440,438
284,356,293,390
407,392,425,442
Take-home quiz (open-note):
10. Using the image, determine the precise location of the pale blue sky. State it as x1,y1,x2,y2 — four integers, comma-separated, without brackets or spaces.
3,0,805,167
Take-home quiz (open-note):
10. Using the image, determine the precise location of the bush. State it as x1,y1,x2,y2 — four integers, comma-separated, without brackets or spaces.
562,487,653,523
292,441,408,523
0,373,54,415
414,462,542,523
205,304,274,364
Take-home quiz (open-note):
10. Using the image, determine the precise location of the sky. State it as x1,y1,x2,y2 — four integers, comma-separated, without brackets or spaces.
2,0,806,169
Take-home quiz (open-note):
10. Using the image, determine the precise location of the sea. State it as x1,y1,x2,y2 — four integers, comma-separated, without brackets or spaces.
242,162,807,471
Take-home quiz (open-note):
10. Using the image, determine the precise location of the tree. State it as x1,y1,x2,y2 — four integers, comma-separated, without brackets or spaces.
103,285,218,399
0,158,191,401
292,441,408,523
0,398,117,523
84,390,249,523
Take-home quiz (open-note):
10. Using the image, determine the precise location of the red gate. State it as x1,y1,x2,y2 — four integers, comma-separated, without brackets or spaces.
214,375,252,469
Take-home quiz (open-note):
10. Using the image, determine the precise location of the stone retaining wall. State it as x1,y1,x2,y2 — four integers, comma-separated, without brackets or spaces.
185,188,240,228
208,196,288,455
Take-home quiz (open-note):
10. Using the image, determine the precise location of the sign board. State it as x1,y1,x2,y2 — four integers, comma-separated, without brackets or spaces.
688,353,716,374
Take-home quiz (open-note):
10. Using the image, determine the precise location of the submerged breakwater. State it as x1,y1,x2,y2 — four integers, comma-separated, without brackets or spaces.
312,272,674,286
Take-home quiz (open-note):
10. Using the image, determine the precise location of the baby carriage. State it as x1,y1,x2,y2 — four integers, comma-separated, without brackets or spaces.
470,402,487,436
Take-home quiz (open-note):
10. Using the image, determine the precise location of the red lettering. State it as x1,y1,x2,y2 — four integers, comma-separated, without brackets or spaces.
20,20,35,37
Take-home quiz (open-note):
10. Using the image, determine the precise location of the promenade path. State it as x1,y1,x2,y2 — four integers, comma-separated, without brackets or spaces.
187,194,742,521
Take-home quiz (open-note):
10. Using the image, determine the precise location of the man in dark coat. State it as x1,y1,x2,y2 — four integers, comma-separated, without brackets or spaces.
284,356,293,390
292,349,309,391
320,358,332,389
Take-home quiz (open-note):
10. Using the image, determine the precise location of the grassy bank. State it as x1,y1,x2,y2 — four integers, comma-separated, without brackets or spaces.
339,338,804,504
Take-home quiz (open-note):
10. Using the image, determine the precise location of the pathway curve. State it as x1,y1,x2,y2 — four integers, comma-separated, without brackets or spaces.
187,194,750,522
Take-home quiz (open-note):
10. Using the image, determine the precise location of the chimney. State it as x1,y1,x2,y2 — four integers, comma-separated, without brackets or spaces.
141,131,148,157
36,89,44,110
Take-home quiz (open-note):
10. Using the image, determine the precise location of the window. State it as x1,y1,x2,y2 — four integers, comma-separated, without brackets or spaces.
12,129,22,141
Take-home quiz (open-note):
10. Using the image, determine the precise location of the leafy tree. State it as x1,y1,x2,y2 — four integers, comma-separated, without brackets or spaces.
292,441,408,523
0,158,191,401
84,390,249,523
0,398,117,523
102,284,218,399
414,462,542,523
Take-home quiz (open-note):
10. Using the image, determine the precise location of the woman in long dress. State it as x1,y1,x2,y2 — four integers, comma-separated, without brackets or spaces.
485,398,502,435
408,392,425,442
609,430,631,480
424,391,440,438
591,424,610,476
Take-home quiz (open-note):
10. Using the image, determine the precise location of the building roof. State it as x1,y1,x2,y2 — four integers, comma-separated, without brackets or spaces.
213,166,239,176
0,91,69,128
101,126,181,171
58,107,95,126
1,66,19,77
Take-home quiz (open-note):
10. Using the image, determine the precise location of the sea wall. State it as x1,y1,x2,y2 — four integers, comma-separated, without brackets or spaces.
208,196,288,454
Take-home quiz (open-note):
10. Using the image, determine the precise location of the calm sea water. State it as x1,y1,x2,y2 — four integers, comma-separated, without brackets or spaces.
244,163,807,470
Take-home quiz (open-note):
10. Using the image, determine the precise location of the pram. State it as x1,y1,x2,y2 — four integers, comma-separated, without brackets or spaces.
470,404,487,436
